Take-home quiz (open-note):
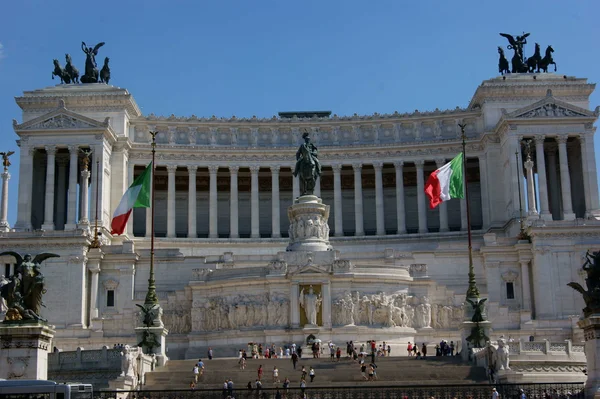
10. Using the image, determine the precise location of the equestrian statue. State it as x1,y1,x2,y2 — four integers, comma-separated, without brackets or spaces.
293,132,322,196
568,250,600,317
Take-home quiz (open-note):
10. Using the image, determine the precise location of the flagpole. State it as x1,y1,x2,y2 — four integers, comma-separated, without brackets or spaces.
459,124,480,299
89,159,101,249
144,131,159,306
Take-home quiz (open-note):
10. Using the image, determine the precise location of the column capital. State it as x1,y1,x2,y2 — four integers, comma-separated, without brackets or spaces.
229,165,240,174
2,171,11,180
331,164,342,173
28,147,37,156
524,159,534,170
414,159,425,167
556,135,569,145
208,165,219,174
352,163,362,171
393,160,404,169
372,161,383,171
45,146,57,156
80,169,91,179
533,135,545,145
249,165,260,173
435,158,446,167
67,145,79,154
187,165,197,174
166,164,178,173
270,165,281,173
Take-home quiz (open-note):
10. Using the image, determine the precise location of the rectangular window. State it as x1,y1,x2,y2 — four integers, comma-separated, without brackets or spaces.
506,282,515,300
4,263,10,277
107,290,115,307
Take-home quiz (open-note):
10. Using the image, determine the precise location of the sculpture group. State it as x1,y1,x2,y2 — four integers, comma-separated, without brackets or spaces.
0,252,59,322
498,32,557,74
52,42,111,84
568,250,600,317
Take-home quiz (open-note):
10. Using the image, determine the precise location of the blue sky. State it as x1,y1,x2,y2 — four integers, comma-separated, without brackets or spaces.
0,0,599,225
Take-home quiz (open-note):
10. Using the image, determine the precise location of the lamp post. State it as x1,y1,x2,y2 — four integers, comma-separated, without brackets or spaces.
144,131,159,306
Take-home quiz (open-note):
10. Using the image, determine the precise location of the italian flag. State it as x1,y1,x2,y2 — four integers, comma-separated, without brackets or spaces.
424,153,464,209
111,162,152,235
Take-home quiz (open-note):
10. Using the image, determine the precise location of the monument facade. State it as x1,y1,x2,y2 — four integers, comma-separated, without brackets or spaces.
1,73,599,359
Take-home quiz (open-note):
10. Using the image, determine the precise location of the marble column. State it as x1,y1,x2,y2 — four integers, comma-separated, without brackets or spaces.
436,159,449,232
250,165,260,238
0,170,10,232
126,162,135,237
42,146,56,231
229,166,239,238
557,135,575,220
533,136,551,220
15,146,34,231
271,165,281,238
55,157,68,230
373,162,386,235
321,282,332,328
478,154,491,229
292,171,300,200
394,161,406,234
579,134,592,218
353,163,364,236
87,249,103,328
79,164,91,227
415,160,427,234
290,283,300,328
166,165,177,238
524,155,538,216
314,176,321,198
580,134,600,215
520,260,532,311
188,166,197,238
332,164,344,237
208,165,218,238
546,144,561,220
65,146,79,230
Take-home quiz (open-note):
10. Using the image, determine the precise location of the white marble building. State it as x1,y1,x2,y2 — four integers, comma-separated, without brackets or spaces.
2,73,599,359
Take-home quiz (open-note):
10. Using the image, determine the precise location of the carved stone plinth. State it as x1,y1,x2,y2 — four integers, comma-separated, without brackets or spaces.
460,320,492,362
287,195,332,252
577,315,600,399
134,326,169,367
0,323,55,380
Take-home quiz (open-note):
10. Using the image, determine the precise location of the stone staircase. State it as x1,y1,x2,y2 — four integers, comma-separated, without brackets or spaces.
143,356,488,390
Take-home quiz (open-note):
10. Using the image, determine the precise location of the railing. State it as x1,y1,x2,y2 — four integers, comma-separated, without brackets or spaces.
94,382,584,399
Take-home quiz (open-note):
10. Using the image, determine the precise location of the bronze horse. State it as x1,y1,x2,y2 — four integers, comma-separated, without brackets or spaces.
538,45,557,73
498,47,509,75
65,54,79,83
52,59,71,84
527,43,542,73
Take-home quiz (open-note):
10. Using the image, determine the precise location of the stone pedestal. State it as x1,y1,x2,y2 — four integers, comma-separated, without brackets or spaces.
0,323,55,380
287,195,332,252
135,326,169,367
460,320,493,361
577,315,600,399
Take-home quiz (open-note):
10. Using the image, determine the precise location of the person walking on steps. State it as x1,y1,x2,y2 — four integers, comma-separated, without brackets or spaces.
309,366,315,382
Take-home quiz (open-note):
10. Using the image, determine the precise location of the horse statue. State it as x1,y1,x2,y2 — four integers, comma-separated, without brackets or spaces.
51,59,71,84
100,57,111,84
498,47,509,75
569,250,600,317
538,45,557,73
65,54,79,83
527,43,542,73
293,132,321,196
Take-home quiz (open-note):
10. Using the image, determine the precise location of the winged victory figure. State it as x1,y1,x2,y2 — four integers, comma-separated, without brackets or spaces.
81,41,105,83
0,151,15,171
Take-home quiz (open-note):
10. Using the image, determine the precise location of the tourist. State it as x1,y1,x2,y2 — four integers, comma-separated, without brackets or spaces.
492,388,499,399
238,349,243,360
275,389,282,399
291,342,297,354
330,344,335,360
300,378,307,395
520,389,526,399
291,351,298,369
297,346,303,358
284,347,290,358
258,344,263,359
309,366,315,382
360,360,367,380
450,341,455,356
312,342,318,358
255,379,262,391
243,349,248,360
412,344,417,356
208,347,213,360
227,379,234,396
387,345,391,356
193,365,200,383
301,365,307,380
247,381,253,391
336,346,341,362
370,362,378,380
189,381,196,390
257,364,263,381
197,358,205,376
239,356,246,370
279,347,283,358
222,380,228,397
407,342,413,356
383,341,387,356
422,343,427,358
360,343,365,354
265,347,270,359
368,364,375,381
283,377,290,392
273,366,279,383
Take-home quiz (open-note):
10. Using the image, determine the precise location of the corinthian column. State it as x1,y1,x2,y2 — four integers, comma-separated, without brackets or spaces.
79,161,91,227
332,164,344,237
557,135,575,220
436,159,449,232
394,161,406,234
524,153,538,216
15,146,34,231
65,145,79,230
230,166,239,238
188,165,197,238
0,169,10,232
271,165,280,238
208,165,218,238
353,163,364,236
42,146,57,231
533,136,551,220
415,160,427,234
373,162,385,235
166,165,177,237
250,165,260,238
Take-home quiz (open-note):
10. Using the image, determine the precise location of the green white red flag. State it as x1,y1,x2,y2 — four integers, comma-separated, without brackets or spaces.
111,162,152,235
424,153,464,209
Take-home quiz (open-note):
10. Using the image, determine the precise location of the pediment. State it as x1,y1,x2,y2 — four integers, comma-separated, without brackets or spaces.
288,264,331,276
13,100,109,131
505,91,596,120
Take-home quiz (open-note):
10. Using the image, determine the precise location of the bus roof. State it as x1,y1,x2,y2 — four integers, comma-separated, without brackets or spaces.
0,380,58,387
